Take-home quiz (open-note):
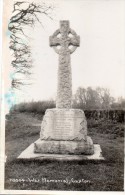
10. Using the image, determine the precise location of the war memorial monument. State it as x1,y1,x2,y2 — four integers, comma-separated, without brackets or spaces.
18,21,104,160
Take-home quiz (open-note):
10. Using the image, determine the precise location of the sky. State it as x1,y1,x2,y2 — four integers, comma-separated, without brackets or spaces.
2,0,125,111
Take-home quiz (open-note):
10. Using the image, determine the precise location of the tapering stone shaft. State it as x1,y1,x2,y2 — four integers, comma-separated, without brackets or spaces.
57,53,72,108
50,20,80,108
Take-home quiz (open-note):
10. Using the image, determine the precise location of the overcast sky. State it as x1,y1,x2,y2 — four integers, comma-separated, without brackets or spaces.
3,0,125,110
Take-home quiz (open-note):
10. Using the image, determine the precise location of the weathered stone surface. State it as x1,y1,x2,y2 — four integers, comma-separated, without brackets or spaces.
50,20,80,108
18,144,104,160
34,136,94,155
32,21,95,157
34,108,94,155
40,109,87,141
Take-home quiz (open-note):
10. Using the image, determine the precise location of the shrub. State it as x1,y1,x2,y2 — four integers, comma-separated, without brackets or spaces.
10,100,56,114
10,101,125,122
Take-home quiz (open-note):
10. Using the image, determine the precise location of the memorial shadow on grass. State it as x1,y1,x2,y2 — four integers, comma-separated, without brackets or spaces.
5,112,124,191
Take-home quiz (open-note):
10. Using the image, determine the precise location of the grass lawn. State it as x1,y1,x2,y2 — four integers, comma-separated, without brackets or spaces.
5,112,124,191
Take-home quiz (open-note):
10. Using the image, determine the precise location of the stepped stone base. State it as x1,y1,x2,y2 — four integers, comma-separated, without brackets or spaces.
34,136,94,155
18,143,104,160
35,108,94,155
18,108,105,160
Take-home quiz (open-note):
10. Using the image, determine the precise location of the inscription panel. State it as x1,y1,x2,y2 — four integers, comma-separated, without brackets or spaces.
40,109,87,140
54,114,74,138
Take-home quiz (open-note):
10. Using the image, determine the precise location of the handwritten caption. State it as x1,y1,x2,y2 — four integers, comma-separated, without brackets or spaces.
9,177,91,185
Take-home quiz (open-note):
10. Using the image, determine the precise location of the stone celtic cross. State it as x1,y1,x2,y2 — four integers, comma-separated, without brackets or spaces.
50,20,80,108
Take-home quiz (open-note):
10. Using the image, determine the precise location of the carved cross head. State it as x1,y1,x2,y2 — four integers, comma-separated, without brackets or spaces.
49,20,80,55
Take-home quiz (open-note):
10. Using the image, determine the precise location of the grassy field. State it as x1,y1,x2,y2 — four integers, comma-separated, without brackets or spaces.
5,112,124,191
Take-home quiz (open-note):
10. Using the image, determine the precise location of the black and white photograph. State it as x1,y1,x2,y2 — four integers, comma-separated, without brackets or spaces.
0,0,125,193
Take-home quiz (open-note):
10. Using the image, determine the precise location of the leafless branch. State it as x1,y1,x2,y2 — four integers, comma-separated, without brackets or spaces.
9,1,54,89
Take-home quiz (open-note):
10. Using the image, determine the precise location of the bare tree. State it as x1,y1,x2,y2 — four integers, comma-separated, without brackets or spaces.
8,1,53,89
85,87,102,109
73,87,102,109
73,87,87,108
96,87,115,109
73,86,114,109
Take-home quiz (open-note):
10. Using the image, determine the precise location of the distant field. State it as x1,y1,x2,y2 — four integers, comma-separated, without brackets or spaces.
5,112,124,191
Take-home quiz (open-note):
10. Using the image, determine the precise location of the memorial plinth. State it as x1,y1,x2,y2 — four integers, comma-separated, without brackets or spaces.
34,109,94,155
40,109,87,141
